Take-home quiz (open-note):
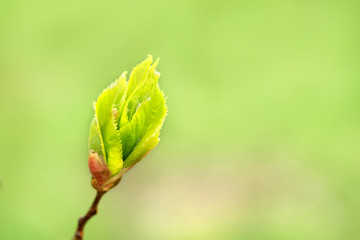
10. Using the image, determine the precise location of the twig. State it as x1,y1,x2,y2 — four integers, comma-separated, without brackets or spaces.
73,169,126,239
73,190,105,240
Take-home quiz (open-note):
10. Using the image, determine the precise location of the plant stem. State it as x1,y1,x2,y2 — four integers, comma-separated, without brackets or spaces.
73,190,105,240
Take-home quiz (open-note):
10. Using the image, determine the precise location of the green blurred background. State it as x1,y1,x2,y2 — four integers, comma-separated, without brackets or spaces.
0,0,359,239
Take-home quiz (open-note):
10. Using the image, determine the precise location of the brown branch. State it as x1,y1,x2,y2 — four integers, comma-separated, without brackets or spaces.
73,171,126,239
73,190,105,240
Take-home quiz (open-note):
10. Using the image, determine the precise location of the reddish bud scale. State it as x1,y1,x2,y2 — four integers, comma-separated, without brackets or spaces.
88,151,111,186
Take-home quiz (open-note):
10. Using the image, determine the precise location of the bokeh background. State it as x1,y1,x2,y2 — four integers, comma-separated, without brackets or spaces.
0,0,359,239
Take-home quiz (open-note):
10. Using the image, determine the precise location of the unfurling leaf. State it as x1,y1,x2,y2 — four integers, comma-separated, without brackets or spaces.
88,56,167,187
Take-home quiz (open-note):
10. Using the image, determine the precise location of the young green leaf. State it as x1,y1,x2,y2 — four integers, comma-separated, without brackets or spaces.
89,117,104,157
95,79,124,175
126,58,160,121
119,56,153,129
122,86,167,167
